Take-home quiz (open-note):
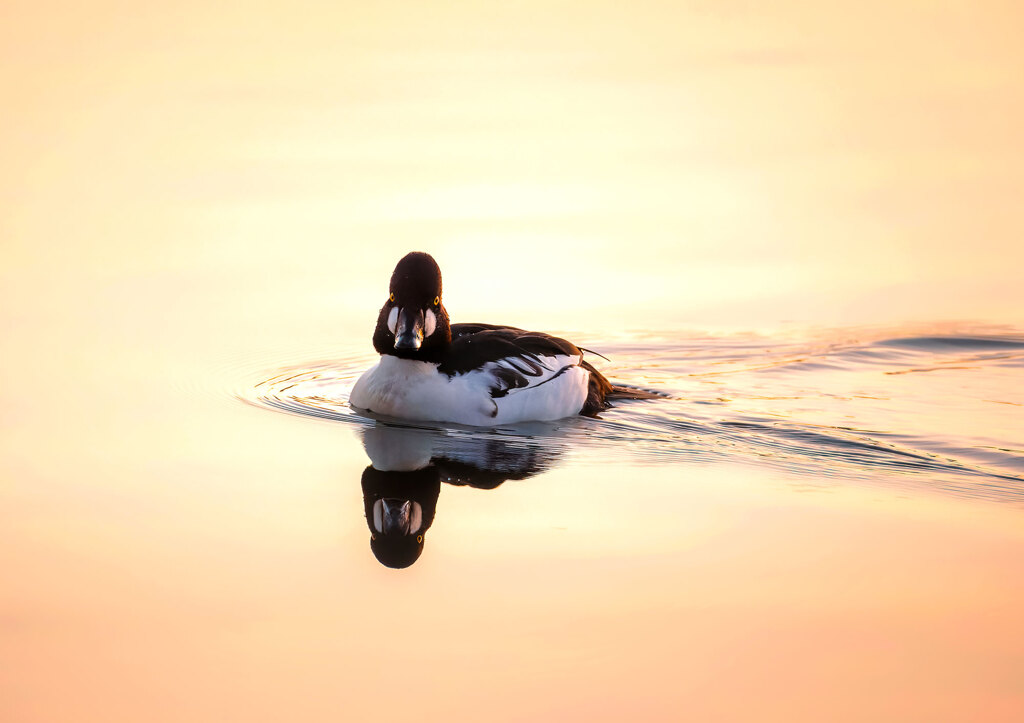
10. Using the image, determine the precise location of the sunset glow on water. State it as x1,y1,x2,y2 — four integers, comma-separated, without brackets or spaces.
2,3,1023,721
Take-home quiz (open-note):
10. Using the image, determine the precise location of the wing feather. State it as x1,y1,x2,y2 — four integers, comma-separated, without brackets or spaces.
438,324,584,400
484,354,578,398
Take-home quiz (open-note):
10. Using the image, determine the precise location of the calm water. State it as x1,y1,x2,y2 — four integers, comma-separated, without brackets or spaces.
4,306,1024,722
5,2,1024,721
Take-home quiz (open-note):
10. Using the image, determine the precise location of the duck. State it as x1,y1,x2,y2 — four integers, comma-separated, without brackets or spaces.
350,251,620,426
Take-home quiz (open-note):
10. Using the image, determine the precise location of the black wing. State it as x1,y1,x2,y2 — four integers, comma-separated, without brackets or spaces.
441,324,582,375
442,323,614,414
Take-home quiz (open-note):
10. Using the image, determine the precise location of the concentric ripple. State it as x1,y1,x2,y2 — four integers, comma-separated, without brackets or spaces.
238,327,1024,504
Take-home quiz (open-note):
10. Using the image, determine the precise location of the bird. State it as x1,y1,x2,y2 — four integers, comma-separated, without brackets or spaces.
349,251,623,426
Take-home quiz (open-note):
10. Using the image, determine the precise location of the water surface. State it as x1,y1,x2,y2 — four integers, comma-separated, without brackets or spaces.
247,327,1024,505
3,2,1024,721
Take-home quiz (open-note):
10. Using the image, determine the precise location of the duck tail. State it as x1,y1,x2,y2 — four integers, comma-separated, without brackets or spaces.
580,358,668,416
580,359,613,416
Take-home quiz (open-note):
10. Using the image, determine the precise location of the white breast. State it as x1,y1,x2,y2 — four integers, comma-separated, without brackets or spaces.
350,354,589,426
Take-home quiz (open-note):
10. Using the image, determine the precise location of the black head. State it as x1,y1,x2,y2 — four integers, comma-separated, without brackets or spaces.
372,252,452,362
361,465,441,569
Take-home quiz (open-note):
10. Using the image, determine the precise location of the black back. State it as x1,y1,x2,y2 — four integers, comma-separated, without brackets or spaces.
439,324,582,374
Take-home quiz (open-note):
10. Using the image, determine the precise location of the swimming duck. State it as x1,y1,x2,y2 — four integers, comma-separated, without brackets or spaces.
350,252,616,425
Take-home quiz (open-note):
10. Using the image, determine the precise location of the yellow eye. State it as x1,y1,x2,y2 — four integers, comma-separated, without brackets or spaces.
389,293,395,302
417,535,424,543
433,296,440,306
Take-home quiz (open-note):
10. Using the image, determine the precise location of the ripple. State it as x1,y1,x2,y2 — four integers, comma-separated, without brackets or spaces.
238,327,1024,504
876,334,1024,351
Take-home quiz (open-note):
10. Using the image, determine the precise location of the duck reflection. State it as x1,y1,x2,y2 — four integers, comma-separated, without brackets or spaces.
360,423,563,568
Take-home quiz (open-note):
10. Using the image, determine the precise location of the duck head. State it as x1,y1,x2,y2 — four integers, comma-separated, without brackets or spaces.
361,465,441,569
372,252,452,363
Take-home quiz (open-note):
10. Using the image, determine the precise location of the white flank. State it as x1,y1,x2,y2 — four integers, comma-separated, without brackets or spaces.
350,353,589,426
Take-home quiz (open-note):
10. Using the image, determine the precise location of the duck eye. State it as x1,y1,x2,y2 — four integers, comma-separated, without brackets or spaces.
389,293,395,302
433,296,440,306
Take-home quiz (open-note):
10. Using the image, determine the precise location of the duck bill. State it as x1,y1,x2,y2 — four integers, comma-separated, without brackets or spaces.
394,308,425,350
381,498,412,534
372,498,424,535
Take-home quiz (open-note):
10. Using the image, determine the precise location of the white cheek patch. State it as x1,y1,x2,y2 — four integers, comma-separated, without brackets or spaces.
387,307,399,335
372,499,384,533
424,309,437,337
409,502,423,533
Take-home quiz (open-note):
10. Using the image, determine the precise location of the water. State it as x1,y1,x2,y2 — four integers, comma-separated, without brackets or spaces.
4,2,1024,720
244,328,1024,509
6,303,1024,721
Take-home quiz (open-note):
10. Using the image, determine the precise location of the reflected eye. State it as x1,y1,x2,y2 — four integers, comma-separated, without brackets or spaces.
389,293,395,302
433,296,440,306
